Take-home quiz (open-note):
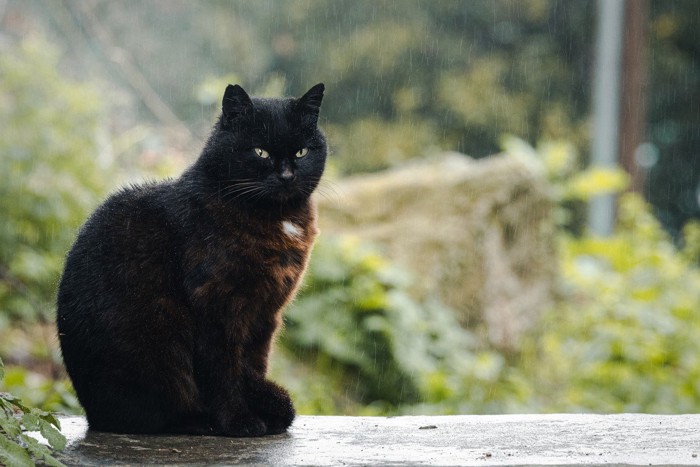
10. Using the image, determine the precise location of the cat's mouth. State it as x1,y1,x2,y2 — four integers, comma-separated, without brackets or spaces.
270,186,305,203
220,179,307,205
225,179,303,206
264,176,311,203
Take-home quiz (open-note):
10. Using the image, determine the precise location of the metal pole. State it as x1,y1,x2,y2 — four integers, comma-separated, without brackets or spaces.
619,0,650,193
589,0,625,236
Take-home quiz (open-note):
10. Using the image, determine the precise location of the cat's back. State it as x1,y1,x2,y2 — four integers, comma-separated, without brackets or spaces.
57,180,183,320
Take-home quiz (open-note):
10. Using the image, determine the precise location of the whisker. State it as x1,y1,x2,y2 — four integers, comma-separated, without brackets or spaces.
220,184,267,202
220,185,258,196
313,179,343,204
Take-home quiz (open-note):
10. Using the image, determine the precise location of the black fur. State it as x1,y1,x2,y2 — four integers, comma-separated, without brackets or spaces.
57,84,327,436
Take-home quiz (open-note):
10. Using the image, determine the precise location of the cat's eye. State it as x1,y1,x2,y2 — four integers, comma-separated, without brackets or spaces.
254,148,269,159
295,148,309,158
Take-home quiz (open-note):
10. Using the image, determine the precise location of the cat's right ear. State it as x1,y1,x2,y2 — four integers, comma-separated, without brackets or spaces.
297,83,324,127
222,84,253,120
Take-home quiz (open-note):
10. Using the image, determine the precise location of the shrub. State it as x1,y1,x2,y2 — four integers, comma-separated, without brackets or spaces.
507,138,700,413
0,39,107,324
283,139,700,415
279,236,526,414
0,358,66,467
524,194,700,412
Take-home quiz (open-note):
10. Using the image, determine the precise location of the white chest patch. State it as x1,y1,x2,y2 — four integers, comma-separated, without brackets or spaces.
282,220,303,238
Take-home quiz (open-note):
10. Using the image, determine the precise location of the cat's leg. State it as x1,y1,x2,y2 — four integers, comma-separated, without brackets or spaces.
199,379,268,437
81,363,203,435
85,380,174,434
193,336,268,437
242,331,296,434
80,325,204,435
87,384,213,435
244,377,296,435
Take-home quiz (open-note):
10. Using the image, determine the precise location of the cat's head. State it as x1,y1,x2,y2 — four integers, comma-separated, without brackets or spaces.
198,83,327,206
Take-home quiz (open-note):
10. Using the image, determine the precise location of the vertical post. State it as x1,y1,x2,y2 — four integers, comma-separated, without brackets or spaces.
589,0,625,236
619,0,650,193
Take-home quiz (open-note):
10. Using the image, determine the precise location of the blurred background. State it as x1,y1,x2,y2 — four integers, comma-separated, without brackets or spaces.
1,0,699,416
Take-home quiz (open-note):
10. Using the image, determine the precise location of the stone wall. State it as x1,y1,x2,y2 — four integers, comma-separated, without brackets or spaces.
316,152,557,351
54,414,700,465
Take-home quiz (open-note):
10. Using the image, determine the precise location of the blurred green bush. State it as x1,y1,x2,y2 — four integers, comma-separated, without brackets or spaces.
525,193,700,412
326,118,440,174
1,357,67,467
0,38,107,416
277,140,700,415
282,236,422,408
2,36,700,424
0,39,107,325
279,235,531,415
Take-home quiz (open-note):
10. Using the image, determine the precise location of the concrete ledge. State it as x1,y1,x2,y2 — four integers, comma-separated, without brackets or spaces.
54,414,700,466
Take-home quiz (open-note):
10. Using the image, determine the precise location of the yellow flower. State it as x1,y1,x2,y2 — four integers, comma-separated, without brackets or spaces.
567,166,629,200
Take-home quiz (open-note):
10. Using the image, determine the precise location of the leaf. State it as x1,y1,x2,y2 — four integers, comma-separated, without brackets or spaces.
0,434,34,467
39,418,67,451
29,407,49,418
0,396,11,412
20,412,40,431
2,394,30,413
0,392,20,403
19,433,67,467
21,434,54,463
0,414,22,438
0,357,4,381
40,412,61,430
40,452,67,467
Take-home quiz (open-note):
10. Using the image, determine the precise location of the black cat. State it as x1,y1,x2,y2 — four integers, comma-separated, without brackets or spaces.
57,83,327,437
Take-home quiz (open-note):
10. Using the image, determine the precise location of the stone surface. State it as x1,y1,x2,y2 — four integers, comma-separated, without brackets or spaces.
317,153,557,350
53,414,700,466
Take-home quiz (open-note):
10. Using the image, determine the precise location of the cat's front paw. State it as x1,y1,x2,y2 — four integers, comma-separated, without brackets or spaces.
261,398,295,435
221,412,267,437
247,379,295,435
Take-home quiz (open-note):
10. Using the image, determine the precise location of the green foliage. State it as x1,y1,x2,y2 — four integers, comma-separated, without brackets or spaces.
501,136,631,203
0,324,82,415
502,136,629,231
0,38,88,466
1,358,67,467
0,40,104,454
1,2,698,420
282,140,700,416
0,38,107,323
681,221,700,265
504,139,700,413
327,118,440,175
525,193,700,412
280,236,524,414
264,0,593,159
1,366,80,416
11,0,698,227
282,237,422,408
646,0,700,232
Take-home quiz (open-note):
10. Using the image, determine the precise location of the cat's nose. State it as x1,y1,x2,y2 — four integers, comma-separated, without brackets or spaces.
278,167,295,182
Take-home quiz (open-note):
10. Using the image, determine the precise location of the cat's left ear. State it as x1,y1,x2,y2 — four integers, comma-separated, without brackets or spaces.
222,84,253,120
297,83,324,125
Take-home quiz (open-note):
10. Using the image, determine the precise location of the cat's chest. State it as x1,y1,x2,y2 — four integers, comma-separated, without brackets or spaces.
245,209,316,250
214,217,313,268
184,206,318,307
280,220,304,239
